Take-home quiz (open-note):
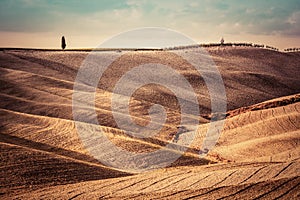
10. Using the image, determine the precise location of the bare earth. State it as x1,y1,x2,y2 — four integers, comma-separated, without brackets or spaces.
0,47,299,199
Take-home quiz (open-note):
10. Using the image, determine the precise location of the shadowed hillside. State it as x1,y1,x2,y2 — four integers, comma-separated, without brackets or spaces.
0,46,299,198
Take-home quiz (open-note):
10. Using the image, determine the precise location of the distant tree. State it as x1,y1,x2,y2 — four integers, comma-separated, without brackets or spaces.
61,36,66,50
220,37,224,45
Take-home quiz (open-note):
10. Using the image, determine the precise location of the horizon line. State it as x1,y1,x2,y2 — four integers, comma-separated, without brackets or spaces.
1,42,300,52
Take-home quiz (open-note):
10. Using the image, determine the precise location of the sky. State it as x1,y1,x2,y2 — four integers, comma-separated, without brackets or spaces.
0,0,299,49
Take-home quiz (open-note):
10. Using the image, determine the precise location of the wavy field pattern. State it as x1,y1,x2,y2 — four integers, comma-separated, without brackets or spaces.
0,47,299,199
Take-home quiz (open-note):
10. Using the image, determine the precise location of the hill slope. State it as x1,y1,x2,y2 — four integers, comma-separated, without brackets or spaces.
0,47,299,198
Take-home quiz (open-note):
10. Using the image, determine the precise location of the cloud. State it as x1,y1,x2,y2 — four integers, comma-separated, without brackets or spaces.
285,11,300,35
0,0,299,48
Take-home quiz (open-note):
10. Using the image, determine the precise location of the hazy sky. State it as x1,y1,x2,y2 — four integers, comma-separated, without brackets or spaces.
0,0,299,49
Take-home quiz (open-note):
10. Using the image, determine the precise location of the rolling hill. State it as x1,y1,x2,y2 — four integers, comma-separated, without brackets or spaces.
0,46,299,199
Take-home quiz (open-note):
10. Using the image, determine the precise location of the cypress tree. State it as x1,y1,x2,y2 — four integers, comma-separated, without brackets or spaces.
61,36,66,50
